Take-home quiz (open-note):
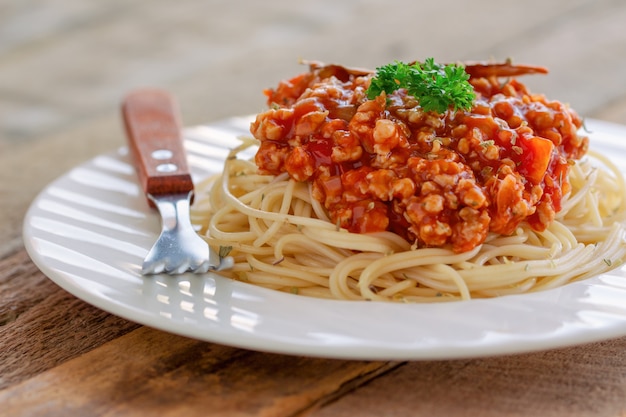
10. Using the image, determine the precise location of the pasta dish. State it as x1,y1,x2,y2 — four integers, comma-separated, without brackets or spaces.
191,59,626,302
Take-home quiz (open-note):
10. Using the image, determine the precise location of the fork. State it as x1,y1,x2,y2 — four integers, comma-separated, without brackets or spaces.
121,88,232,274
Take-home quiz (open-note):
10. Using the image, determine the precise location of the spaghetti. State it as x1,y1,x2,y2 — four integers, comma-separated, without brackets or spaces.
191,61,626,302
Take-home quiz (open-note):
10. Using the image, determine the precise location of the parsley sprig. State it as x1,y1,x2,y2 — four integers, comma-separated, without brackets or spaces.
366,58,475,114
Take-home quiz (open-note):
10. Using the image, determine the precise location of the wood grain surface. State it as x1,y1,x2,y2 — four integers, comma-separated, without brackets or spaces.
2,1,626,416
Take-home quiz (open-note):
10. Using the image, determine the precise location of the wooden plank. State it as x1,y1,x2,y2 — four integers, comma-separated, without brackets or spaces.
310,337,626,417
0,325,399,417
0,249,140,389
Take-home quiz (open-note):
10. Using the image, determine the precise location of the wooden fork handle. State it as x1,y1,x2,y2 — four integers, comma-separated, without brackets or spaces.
121,89,193,207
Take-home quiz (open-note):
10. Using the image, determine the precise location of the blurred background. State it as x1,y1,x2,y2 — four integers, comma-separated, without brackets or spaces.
1,0,626,248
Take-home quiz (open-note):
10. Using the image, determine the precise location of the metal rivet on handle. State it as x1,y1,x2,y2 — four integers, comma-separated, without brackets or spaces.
156,163,178,173
151,149,173,160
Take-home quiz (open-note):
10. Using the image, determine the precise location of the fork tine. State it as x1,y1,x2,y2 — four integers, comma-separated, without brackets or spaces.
140,192,229,275
142,259,165,275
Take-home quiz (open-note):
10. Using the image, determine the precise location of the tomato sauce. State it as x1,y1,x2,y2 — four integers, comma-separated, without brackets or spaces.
250,62,588,252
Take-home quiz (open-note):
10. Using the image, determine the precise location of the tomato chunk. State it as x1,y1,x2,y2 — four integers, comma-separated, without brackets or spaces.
519,136,555,184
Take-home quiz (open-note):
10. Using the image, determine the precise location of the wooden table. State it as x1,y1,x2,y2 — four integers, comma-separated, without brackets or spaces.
2,1,626,415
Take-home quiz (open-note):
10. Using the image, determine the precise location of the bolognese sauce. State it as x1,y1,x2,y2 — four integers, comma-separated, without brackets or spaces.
250,61,588,253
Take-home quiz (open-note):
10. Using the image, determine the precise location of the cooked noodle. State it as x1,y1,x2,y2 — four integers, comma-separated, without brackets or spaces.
191,138,626,302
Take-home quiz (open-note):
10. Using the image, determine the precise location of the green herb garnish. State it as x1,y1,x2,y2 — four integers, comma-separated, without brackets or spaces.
366,58,475,114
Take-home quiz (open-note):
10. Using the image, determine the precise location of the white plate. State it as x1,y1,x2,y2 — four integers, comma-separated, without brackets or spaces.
23,117,626,360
